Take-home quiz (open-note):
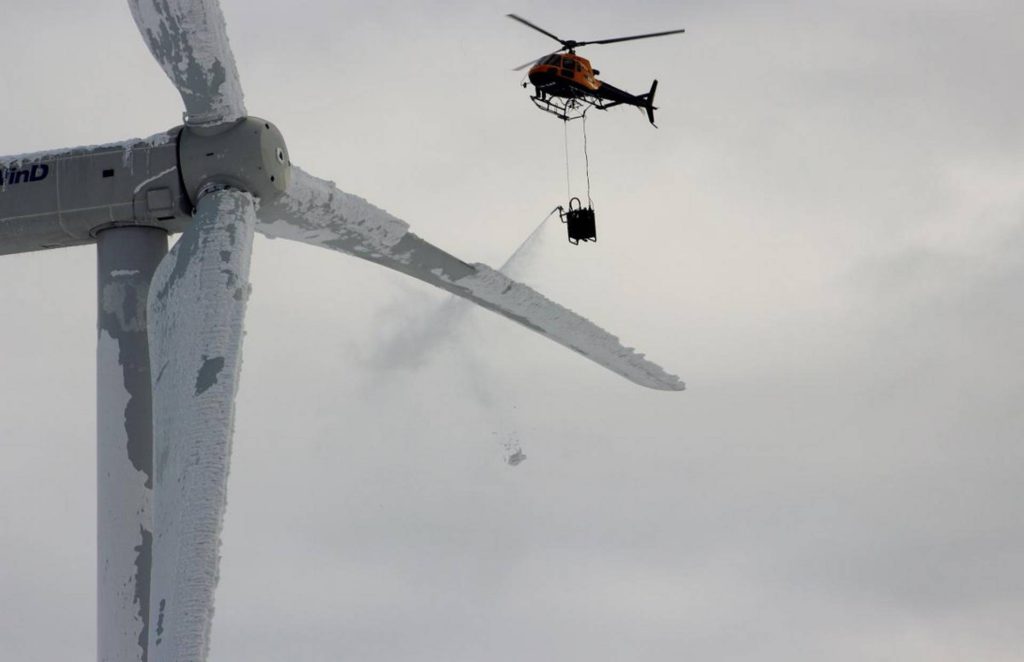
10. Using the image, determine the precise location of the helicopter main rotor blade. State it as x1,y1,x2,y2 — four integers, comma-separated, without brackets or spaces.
512,49,562,72
256,167,685,391
506,14,567,47
576,28,686,48
146,189,257,661
128,0,247,127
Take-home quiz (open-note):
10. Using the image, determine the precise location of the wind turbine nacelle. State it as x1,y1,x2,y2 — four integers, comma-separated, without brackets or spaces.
0,118,291,256
0,131,193,255
179,117,291,205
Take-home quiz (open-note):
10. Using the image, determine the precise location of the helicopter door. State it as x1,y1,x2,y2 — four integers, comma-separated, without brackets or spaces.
561,58,575,78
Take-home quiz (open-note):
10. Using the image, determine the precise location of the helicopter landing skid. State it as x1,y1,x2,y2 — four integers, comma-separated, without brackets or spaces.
530,94,598,122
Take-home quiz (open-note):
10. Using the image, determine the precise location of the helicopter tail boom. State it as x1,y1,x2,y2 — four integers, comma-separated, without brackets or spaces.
592,79,659,126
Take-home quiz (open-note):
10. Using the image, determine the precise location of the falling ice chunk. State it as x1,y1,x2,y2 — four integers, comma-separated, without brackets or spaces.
499,431,526,467
506,450,527,466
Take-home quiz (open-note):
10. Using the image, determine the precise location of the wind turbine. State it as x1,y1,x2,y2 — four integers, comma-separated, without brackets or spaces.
0,1,684,660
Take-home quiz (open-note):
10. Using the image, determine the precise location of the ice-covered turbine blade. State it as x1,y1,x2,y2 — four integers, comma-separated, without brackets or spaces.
257,167,684,391
128,0,246,126
146,189,257,661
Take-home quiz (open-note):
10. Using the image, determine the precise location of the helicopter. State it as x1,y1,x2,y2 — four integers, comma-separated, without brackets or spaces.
508,14,685,125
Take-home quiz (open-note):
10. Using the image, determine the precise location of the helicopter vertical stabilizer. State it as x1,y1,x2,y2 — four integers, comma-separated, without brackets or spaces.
643,80,658,126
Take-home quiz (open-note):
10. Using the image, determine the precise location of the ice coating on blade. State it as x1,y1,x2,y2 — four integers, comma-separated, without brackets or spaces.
147,190,256,661
128,0,246,125
257,168,684,391
371,212,552,369
258,167,411,252
455,265,683,390
0,131,174,169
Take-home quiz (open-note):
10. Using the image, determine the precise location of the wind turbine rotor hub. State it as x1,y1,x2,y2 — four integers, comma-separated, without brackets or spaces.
178,116,291,206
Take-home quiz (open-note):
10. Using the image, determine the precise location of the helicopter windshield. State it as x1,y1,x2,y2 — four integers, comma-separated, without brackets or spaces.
542,55,560,65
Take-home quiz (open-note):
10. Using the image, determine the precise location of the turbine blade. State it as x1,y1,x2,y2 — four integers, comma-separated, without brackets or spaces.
128,0,247,126
257,168,684,391
146,189,257,661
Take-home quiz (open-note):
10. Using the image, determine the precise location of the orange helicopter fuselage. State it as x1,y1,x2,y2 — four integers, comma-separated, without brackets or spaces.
527,53,602,98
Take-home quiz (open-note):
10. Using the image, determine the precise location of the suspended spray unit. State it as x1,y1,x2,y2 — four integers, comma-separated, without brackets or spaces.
559,197,596,245
555,110,597,244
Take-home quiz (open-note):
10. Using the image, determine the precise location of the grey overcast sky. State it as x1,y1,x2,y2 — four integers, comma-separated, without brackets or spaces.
3,1,1024,660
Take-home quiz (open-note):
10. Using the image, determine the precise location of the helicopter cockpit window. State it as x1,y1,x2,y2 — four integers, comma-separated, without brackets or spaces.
543,55,560,65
